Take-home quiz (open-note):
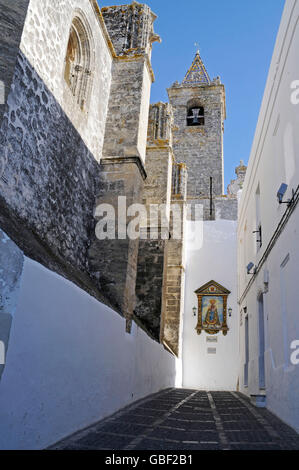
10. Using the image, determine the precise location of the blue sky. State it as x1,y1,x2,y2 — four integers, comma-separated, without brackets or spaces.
101,0,285,190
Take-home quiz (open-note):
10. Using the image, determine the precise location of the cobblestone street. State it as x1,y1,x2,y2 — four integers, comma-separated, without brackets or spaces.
52,388,299,450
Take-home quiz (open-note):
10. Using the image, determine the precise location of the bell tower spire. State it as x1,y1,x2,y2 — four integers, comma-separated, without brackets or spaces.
182,51,211,86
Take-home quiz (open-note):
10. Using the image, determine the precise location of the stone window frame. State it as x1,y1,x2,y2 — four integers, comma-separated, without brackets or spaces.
186,98,205,127
64,9,95,112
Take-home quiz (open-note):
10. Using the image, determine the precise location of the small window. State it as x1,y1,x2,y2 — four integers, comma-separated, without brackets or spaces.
64,16,93,111
187,106,204,126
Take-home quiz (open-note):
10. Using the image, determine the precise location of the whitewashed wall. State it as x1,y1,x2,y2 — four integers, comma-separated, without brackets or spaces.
182,219,239,390
238,214,299,432
237,0,299,432
0,258,176,450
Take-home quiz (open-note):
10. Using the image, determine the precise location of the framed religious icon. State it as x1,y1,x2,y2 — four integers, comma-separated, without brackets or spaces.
195,280,230,335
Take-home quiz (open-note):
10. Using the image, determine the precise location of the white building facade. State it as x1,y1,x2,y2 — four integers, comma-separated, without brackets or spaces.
237,0,299,432
182,218,240,391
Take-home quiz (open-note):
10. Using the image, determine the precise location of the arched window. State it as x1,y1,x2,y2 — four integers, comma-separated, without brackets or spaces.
186,105,204,126
64,15,93,111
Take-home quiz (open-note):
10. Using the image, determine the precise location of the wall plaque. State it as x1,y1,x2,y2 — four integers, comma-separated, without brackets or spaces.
206,336,218,343
207,347,217,354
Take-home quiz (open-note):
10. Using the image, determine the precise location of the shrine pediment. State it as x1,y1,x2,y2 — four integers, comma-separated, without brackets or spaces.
194,280,230,296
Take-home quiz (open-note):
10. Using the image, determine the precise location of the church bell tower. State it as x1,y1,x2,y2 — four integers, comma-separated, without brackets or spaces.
167,51,226,217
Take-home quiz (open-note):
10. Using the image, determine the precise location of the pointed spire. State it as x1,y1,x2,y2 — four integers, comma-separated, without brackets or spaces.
182,51,211,86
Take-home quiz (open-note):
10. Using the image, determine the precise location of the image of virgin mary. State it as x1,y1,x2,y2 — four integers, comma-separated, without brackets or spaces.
203,298,221,327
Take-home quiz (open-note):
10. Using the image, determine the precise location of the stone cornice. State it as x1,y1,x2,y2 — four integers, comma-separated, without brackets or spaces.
100,156,147,181
115,54,155,83
146,145,176,163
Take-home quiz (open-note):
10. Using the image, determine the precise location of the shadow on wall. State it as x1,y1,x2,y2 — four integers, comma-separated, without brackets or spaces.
0,51,105,303
0,48,156,323
0,48,167,344
0,0,30,124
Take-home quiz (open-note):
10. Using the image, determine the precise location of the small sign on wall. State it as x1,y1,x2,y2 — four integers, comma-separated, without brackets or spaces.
207,347,217,354
206,336,218,343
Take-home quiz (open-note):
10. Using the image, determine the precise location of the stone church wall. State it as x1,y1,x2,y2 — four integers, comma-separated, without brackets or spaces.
0,0,115,310
87,3,159,331
135,102,174,341
0,0,30,125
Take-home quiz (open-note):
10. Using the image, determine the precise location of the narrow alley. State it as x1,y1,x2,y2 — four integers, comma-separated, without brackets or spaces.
51,389,299,451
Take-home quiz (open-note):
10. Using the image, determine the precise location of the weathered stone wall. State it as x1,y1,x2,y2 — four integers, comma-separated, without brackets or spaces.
147,102,173,144
101,2,159,58
168,82,225,199
0,0,30,125
0,0,131,316
143,103,173,207
0,50,107,304
135,103,173,340
101,3,159,164
101,3,160,164
215,197,238,220
161,167,187,356
88,3,160,331
101,58,151,164
89,160,144,329
186,196,238,221
134,99,188,350
135,237,166,340
161,253,185,357
20,0,113,160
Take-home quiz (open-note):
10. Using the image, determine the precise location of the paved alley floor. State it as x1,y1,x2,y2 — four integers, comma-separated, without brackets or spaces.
52,388,299,450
